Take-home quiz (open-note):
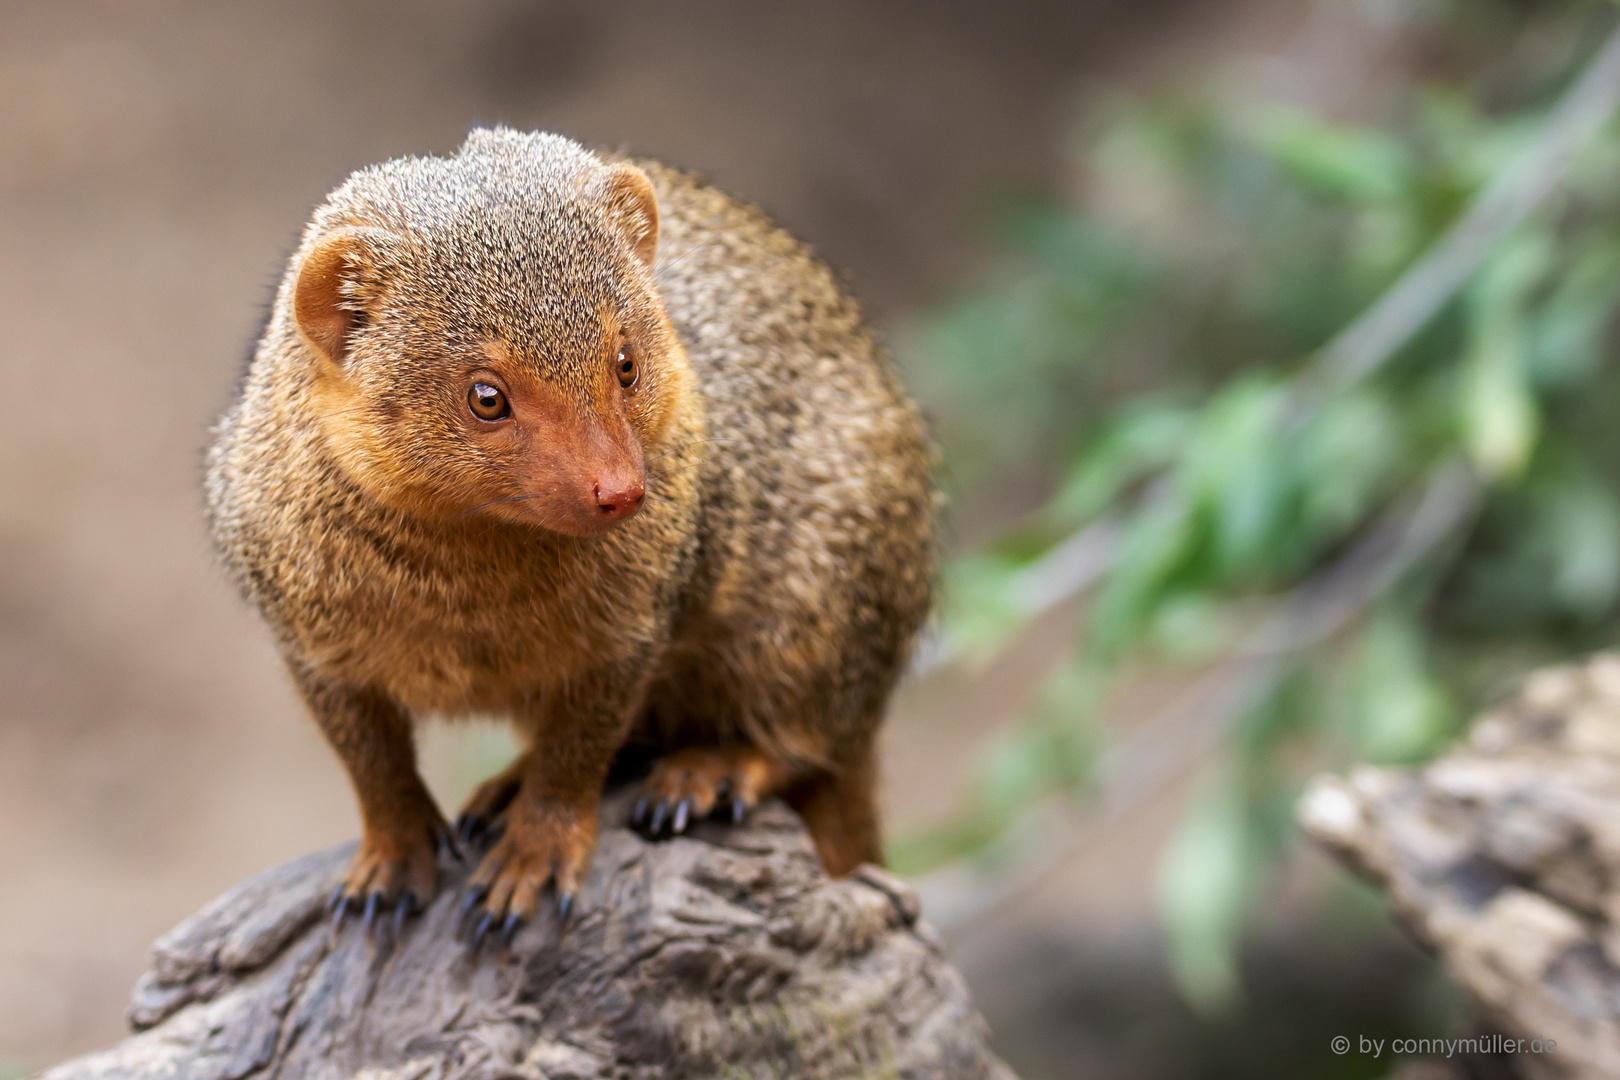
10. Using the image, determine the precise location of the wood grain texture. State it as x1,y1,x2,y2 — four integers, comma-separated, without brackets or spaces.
1301,653,1620,1080
42,792,1015,1080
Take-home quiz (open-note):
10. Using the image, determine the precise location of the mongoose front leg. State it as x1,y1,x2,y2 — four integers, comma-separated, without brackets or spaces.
631,745,790,834
462,671,644,944
298,677,449,931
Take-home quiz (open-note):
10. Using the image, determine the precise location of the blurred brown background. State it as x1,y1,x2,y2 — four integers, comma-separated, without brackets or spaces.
0,1,1417,1075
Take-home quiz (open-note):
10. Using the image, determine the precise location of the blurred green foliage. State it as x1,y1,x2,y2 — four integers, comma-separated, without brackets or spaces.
903,0,1620,1011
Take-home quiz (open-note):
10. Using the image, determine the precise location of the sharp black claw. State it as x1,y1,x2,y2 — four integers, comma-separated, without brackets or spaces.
330,895,350,938
732,799,746,824
632,797,649,827
328,885,346,913
557,891,573,923
362,891,380,936
455,814,480,846
650,801,668,833
457,886,485,939
393,895,411,936
474,911,494,946
501,912,522,946
672,798,691,833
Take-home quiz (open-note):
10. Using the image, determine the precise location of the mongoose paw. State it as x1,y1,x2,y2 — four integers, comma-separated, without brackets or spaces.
631,745,786,838
453,753,530,848
330,815,448,943
460,797,594,949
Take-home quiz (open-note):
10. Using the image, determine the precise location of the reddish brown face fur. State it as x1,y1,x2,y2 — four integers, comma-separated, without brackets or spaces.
289,161,685,536
456,339,648,536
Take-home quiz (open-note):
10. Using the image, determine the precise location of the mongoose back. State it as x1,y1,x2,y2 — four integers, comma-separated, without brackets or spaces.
206,128,936,934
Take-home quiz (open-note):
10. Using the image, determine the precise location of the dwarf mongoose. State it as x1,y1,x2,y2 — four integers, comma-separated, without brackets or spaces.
206,128,936,939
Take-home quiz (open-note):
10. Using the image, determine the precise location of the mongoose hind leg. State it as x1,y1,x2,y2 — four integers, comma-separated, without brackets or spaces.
631,744,790,836
631,744,881,878
785,751,881,878
453,748,532,847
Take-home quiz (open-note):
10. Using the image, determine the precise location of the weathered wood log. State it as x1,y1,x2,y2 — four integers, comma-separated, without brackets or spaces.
41,790,1017,1080
1300,653,1620,1080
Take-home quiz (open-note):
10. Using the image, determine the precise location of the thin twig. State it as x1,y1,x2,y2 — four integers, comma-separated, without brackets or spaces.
908,518,1122,678
1308,21,1620,398
917,459,1483,935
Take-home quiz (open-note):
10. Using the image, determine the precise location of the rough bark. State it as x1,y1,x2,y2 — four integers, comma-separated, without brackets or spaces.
41,790,1016,1080
1300,652,1620,1080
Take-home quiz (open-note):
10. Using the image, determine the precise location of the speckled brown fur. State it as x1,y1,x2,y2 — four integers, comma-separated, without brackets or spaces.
206,128,935,929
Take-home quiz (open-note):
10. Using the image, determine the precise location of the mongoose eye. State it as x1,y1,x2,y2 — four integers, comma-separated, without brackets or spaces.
468,382,510,422
617,346,638,389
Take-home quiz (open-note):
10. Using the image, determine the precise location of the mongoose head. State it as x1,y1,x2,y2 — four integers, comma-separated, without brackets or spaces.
286,128,693,536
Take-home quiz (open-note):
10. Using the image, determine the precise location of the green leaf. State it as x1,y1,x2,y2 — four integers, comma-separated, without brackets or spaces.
1461,332,1538,481
1147,591,1232,665
1050,402,1193,527
975,662,1103,825
1246,107,1412,204
1348,612,1453,764
1529,237,1620,389
940,553,1028,659
1025,658,1105,789
1532,464,1620,618
1089,487,1200,655
1087,103,1207,238
1157,771,1253,1012
1460,234,1552,480
1418,90,1538,195
1185,379,1292,577
1296,389,1405,544
1348,203,1424,283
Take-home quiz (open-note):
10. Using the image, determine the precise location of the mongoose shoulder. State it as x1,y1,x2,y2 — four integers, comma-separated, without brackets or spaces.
206,127,936,934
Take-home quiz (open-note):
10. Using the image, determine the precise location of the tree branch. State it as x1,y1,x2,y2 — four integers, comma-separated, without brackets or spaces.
1301,652,1620,1080
918,459,1483,935
39,792,1018,1080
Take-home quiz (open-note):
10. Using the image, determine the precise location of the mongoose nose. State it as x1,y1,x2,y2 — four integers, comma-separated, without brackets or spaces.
593,479,646,520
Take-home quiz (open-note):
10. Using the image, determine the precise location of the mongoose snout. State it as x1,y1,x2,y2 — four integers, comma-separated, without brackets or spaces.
593,477,645,521
207,128,936,948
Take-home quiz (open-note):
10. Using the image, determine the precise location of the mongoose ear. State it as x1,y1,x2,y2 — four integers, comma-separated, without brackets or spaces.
294,227,397,364
589,163,659,268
